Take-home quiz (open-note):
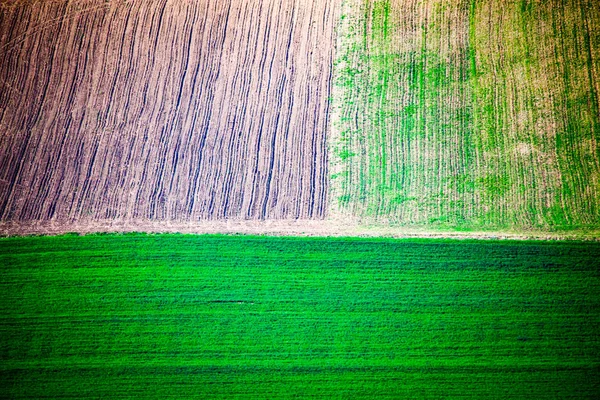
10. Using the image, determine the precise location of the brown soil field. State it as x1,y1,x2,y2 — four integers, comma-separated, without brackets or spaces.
1,218,598,240
0,0,340,222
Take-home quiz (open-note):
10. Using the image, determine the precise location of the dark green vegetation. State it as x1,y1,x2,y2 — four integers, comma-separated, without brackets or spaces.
332,0,600,230
1,233,599,398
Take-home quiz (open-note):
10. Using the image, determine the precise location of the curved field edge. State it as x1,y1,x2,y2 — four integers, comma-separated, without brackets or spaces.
1,233,599,398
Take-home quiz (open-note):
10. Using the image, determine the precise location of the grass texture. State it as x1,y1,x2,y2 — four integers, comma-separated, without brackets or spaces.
332,0,600,230
1,233,599,398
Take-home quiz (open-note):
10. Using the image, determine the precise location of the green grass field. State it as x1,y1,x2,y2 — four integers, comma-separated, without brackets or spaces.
1,233,599,398
332,0,600,230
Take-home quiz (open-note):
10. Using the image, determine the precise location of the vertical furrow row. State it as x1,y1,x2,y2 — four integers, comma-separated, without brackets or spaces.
0,0,339,223
332,0,599,230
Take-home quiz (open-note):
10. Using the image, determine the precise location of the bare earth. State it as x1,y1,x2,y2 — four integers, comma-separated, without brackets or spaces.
1,219,597,240
1,1,598,240
0,0,339,221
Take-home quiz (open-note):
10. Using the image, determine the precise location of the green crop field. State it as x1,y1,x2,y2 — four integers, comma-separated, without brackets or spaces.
331,0,600,231
1,233,599,398
1,1,599,399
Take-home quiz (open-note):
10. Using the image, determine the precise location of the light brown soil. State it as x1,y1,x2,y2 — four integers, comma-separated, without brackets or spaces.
1,218,598,240
0,0,340,221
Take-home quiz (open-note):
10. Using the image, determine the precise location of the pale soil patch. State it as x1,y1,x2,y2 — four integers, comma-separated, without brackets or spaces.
1,219,597,240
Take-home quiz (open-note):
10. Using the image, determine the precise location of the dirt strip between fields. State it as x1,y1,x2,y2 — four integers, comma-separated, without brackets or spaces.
1,219,597,240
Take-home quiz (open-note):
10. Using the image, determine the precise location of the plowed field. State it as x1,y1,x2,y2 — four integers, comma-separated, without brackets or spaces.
1,0,599,236
0,0,340,221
